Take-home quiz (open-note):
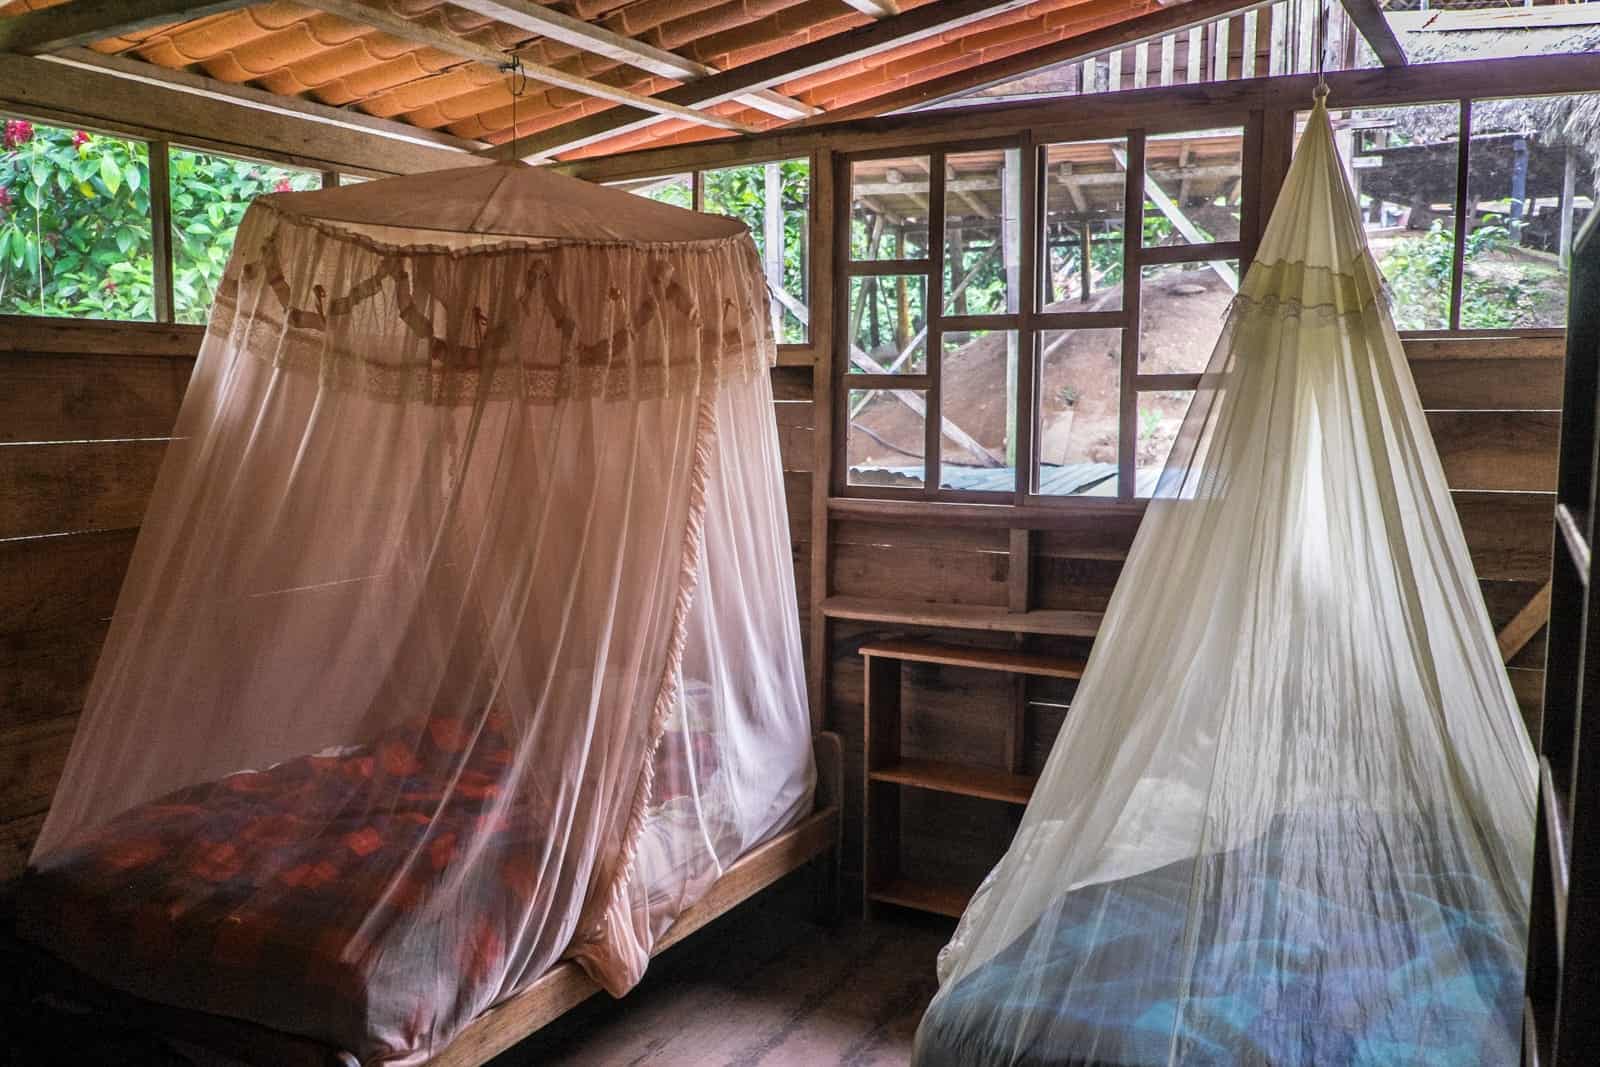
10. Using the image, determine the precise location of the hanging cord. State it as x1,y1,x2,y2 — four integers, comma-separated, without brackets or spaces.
1313,0,1330,102
499,56,529,163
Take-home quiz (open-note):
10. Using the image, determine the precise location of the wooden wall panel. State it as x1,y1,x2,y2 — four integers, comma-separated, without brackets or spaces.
0,351,190,442
0,439,167,538
1428,411,1560,492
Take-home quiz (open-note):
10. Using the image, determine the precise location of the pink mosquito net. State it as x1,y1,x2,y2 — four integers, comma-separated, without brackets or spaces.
17,163,815,1064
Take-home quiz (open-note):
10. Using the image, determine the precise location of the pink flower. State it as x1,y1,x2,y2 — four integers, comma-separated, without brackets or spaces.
72,130,89,148
0,186,11,210
3,119,33,150
274,178,292,193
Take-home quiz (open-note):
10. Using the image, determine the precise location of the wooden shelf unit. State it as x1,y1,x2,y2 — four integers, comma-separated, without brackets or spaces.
1524,216,1600,1066
823,596,1104,637
861,637,1085,918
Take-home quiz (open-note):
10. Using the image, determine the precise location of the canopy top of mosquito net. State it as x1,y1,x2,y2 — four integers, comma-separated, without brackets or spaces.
262,161,747,250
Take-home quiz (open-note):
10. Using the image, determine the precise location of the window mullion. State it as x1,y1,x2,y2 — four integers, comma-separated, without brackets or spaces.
1449,99,1471,332
1016,132,1040,504
150,140,174,324
926,151,946,499
1120,131,1146,502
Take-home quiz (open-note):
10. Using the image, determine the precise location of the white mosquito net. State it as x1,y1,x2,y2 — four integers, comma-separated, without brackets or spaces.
914,94,1537,1067
17,162,815,1064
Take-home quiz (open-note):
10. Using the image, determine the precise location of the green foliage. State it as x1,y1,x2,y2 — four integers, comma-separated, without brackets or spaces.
169,148,319,324
701,160,809,342
0,119,318,323
1380,216,1561,331
0,121,156,320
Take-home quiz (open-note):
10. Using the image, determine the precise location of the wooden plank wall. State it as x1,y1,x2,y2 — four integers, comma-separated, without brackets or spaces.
825,333,1563,897
0,319,819,881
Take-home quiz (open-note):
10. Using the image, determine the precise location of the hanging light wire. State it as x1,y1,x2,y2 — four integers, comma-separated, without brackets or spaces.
500,56,529,164
1314,0,1330,101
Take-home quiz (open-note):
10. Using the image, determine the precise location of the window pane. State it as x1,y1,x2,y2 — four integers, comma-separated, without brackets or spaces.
1465,94,1597,329
1139,260,1238,374
1037,328,1122,497
1300,102,1460,331
702,160,811,342
1042,139,1126,312
944,148,1020,315
938,329,1016,492
851,156,929,260
0,118,153,320
170,149,319,324
848,275,927,373
848,387,925,487
1144,128,1244,245
1136,390,1195,496
615,173,690,207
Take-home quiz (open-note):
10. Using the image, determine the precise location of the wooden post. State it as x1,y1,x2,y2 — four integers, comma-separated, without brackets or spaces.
1004,147,1021,468
1079,221,1093,304
1561,145,1578,271
148,139,174,324
1187,26,1204,83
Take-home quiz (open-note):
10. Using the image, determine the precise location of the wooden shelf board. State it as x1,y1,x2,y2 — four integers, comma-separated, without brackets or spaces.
822,595,1102,637
871,757,1036,804
860,637,1085,679
868,876,971,918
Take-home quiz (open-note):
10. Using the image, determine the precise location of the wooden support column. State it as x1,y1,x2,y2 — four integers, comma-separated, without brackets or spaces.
810,149,838,734
148,140,174,324
1562,146,1578,271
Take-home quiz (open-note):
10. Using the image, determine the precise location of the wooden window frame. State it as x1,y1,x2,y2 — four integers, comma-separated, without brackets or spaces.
0,106,343,326
835,115,1263,506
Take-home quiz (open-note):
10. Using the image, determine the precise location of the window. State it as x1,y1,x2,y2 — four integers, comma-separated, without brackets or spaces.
701,160,810,343
1299,102,1460,330
842,126,1248,503
169,148,320,324
0,117,154,320
1465,95,1597,329
615,161,813,343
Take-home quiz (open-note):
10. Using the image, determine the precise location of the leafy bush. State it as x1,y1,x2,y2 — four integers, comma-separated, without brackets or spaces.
1380,216,1552,330
0,120,156,319
0,118,318,323
702,160,810,342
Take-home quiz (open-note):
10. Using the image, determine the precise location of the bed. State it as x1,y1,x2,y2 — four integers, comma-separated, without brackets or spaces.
10,729,841,1067
914,808,1524,1067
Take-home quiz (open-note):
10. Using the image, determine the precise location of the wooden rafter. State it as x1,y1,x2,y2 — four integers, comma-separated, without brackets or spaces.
1498,582,1553,664
445,0,816,121
1339,0,1407,68
46,48,485,154
842,0,901,18
303,0,759,135
491,0,1041,160
809,0,1280,125
0,0,252,54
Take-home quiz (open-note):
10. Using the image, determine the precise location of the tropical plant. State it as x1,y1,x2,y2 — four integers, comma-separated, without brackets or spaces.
701,160,810,342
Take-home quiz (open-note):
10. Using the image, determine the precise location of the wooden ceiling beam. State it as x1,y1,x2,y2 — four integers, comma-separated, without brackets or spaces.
1339,0,1406,67
304,0,760,135
811,0,1280,125
47,48,486,153
0,0,252,55
447,0,817,120
491,0,1041,160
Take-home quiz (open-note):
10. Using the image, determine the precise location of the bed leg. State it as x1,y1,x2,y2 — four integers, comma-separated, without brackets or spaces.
811,732,844,928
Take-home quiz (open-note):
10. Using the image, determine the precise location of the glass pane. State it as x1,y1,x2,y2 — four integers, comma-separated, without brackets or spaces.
1139,260,1239,374
851,156,930,260
1037,328,1122,497
614,173,690,207
0,118,154,320
702,159,810,342
1299,102,1460,331
1042,139,1126,312
1136,390,1195,496
1465,94,1597,329
943,148,1020,315
170,149,319,324
939,329,1016,492
848,387,925,487
1144,127,1244,245
848,275,927,373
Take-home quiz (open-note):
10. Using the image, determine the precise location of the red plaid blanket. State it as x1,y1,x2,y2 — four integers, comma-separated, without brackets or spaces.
18,712,719,1062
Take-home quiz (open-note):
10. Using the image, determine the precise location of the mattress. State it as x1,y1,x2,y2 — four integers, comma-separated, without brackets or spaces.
915,809,1524,1067
16,710,727,1061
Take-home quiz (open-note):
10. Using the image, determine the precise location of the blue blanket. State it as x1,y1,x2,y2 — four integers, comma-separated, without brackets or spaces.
915,810,1525,1067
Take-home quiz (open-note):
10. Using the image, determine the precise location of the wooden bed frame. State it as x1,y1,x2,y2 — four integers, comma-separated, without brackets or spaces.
8,732,843,1067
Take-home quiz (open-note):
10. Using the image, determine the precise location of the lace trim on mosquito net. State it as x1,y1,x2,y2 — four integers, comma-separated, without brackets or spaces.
207,214,773,405
1226,256,1390,325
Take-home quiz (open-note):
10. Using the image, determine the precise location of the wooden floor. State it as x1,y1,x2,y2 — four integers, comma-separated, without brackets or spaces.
493,882,953,1067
